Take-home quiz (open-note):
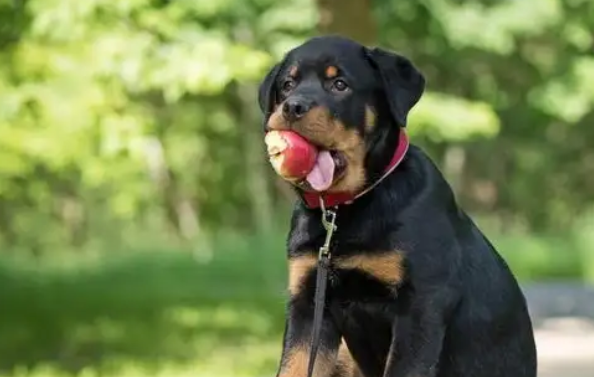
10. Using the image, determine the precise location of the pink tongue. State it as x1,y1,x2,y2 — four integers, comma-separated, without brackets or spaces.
306,150,335,192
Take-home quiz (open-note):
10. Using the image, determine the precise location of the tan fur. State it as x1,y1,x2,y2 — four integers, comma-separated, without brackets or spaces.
364,105,376,132
288,254,318,296
325,65,339,79
279,343,337,377
336,252,405,287
283,251,403,377
267,105,366,194
336,339,363,377
289,65,299,78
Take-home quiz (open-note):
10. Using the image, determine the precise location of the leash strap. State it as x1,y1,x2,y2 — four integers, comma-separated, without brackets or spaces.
302,131,409,373
306,199,337,377
306,253,330,377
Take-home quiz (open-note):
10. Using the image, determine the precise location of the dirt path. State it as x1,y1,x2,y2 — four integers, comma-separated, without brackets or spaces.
536,317,594,377
525,283,594,377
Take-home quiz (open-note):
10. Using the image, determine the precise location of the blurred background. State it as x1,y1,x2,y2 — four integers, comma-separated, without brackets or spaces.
0,0,594,376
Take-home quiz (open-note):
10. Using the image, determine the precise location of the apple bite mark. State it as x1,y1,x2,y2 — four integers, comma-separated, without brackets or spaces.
264,130,318,180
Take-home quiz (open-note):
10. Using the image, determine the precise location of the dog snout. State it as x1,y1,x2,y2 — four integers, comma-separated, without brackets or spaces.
282,97,315,122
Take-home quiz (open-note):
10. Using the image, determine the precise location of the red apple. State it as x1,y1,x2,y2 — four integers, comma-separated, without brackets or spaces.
264,130,318,179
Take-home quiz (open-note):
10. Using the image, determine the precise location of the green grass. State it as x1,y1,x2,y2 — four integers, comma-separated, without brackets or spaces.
493,232,585,281
0,231,289,377
0,223,592,377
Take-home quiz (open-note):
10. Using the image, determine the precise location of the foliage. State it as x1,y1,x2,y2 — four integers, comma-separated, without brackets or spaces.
0,0,313,251
374,0,594,230
0,0,593,253
1,0,593,375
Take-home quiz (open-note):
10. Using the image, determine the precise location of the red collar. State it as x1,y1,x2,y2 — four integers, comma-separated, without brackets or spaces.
299,129,410,209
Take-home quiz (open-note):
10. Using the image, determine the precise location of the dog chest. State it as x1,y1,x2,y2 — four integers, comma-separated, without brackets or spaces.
288,251,405,302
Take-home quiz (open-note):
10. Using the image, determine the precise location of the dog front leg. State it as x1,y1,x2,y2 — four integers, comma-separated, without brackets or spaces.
277,297,342,377
382,289,458,377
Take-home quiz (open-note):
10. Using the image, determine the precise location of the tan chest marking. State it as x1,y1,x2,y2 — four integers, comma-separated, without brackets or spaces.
288,254,318,296
288,252,405,296
335,252,405,286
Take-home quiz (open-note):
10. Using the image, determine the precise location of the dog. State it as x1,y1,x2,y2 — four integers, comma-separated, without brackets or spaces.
257,35,537,377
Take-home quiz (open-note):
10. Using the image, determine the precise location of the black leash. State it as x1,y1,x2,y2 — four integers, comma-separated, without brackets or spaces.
306,199,337,377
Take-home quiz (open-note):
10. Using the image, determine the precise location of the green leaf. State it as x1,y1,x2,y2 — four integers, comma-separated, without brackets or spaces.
410,92,501,142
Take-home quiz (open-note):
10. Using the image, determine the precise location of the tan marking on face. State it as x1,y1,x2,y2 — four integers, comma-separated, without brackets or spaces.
336,252,405,286
365,105,376,132
325,65,338,79
279,343,337,377
266,104,367,193
267,101,289,131
289,65,299,78
288,254,317,296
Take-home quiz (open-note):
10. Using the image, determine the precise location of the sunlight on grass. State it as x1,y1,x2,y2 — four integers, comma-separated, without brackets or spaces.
2,304,282,377
0,230,288,377
167,306,276,337
4,346,280,377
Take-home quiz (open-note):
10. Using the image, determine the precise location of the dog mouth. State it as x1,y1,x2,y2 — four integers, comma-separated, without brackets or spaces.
299,149,347,192
265,107,350,192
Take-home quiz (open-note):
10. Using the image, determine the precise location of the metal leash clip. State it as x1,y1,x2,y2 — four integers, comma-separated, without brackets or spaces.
318,197,337,260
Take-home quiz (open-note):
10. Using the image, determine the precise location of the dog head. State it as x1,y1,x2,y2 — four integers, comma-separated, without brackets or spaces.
258,35,425,194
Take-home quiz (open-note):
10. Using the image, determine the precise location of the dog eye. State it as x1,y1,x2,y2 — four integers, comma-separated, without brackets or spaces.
282,79,296,92
332,79,349,92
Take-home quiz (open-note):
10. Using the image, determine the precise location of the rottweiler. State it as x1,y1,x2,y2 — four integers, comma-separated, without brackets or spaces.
257,35,537,377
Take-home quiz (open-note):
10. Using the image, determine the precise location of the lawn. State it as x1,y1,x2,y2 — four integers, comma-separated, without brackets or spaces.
0,230,289,377
0,222,591,377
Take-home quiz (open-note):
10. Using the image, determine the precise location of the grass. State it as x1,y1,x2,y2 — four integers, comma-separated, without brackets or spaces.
0,230,289,377
0,221,593,377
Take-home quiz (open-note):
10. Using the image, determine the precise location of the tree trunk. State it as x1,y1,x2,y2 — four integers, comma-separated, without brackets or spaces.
316,0,377,45
443,145,466,197
236,83,275,234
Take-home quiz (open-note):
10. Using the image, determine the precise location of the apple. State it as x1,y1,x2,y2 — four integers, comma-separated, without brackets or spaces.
264,130,318,179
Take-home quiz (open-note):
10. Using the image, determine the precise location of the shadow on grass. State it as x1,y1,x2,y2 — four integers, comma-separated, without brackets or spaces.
0,232,288,376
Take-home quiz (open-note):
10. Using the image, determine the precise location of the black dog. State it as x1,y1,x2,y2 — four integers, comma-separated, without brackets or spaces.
257,35,537,377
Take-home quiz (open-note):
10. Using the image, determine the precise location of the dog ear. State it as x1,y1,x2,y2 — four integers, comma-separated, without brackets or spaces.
257,62,282,118
366,47,425,127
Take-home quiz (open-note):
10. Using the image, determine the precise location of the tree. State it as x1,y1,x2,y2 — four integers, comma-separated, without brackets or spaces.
317,0,377,45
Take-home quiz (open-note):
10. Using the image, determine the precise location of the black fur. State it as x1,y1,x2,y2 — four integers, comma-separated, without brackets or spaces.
258,35,537,377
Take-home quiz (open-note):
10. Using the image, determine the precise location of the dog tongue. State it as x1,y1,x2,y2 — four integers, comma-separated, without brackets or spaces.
305,150,335,192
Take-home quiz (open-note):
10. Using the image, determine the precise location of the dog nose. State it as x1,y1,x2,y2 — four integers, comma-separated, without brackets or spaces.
283,98,313,121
